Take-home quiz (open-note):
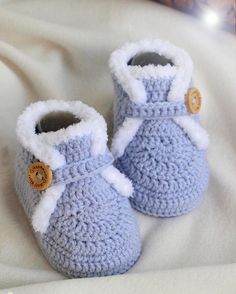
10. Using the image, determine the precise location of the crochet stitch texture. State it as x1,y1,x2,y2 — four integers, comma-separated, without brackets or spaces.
112,71,209,217
15,101,141,278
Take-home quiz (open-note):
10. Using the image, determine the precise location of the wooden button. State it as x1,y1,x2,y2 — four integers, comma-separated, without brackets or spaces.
185,87,202,114
27,162,52,191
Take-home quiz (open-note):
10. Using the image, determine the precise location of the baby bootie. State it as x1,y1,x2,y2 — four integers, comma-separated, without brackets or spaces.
109,39,209,217
15,100,141,278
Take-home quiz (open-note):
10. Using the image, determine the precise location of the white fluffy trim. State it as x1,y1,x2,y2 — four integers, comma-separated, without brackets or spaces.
174,117,209,150
129,63,177,80
32,184,65,234
109,39,193,104
101,166,133,197
16,100,108,170
111,117,142,158
110,39,208,151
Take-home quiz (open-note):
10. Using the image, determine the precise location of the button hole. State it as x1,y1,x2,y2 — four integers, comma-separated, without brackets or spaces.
36,172,44,180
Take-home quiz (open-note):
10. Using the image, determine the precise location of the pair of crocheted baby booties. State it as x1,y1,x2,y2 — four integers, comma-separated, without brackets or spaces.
15,39,209,278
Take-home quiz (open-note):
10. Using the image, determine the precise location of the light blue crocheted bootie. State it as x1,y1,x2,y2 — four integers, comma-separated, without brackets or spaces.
110,39,209,217
15,100,141,278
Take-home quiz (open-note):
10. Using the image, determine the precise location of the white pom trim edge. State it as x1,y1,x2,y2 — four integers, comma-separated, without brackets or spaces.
32,166,133,234
32,184,65,234
110,39,209,156
174,116,209,150
101,166,133,198
111,117,142,158
16,100,108,170
109,39,193,104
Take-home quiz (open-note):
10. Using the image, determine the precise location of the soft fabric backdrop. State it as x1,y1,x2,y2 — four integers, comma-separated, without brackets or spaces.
0,0,236,293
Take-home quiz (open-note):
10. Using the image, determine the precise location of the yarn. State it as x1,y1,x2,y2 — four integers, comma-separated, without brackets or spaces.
15,114,141,278
112,77,209,217
121,98,188,119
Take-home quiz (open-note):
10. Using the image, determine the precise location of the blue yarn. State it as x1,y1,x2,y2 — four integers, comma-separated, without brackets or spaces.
120,97,188,119
113,77,209,217
53,151,114,185
15,135,141,278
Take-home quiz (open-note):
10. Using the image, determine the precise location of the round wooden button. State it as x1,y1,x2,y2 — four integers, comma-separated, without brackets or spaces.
185,87,202,114
27,162,52,191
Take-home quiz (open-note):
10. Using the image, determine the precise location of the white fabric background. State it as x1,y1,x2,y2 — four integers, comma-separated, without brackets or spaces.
0,0,235,293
